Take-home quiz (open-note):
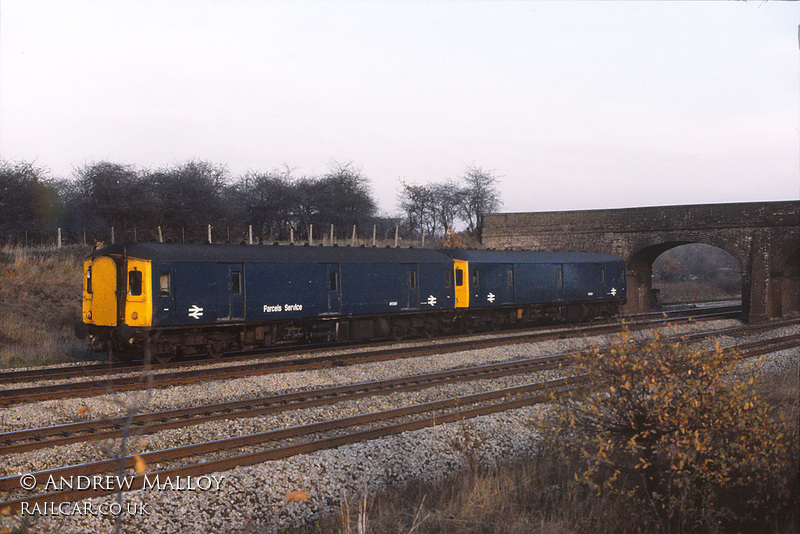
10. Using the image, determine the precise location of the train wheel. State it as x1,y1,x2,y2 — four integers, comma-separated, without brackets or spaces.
390,322,406,342
206,341,224,360
154,352,175,364
422,321,437,339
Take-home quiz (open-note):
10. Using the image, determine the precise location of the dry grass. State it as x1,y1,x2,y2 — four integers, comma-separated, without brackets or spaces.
0,245,92,367
307,364,799,534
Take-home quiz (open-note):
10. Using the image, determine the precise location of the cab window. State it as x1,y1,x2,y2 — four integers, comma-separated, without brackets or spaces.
455,268,464,286
129,270,143,296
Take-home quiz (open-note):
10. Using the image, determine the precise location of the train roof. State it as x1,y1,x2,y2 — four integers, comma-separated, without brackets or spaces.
441,249,624,264
94,242,454,264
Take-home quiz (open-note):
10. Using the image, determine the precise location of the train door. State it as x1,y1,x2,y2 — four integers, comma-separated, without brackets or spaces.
453,260,469,308
326,263,341,314
404,264,419,309
84,256,118,326
223,264,245,320
502,264,515,304
155,267,175,325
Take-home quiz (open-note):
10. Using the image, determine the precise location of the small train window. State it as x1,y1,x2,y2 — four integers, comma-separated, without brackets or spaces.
455,268,464,286
408,269,417,289
507,269,514,287
472,270,479,287
444,268,452,288
231,272,242,294
600,266,606,284
86,266,92,294
129,270,143,296
328,270,338,291
159,273,171,297
556,266,563,286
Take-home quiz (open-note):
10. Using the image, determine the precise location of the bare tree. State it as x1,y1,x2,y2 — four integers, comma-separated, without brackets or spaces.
458,165,502,238
397,181,433,238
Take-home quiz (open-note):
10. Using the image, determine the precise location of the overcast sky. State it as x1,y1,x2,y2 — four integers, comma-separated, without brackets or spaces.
1,1,798,215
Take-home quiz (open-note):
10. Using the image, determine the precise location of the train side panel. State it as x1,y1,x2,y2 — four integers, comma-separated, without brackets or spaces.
245,262,330,321
513,262,564,305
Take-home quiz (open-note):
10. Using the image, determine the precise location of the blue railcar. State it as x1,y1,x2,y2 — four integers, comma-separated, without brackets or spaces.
79,242,627,362
81,242,455,361
443,249,626,326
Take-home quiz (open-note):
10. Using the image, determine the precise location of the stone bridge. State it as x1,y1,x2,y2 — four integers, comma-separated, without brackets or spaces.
482,201,799,323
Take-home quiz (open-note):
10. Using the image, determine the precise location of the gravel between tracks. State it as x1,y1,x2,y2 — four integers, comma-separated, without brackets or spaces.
2,319,797,533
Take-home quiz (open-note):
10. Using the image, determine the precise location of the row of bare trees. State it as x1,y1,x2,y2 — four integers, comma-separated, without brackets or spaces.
1,159,502,246
396,166,502,239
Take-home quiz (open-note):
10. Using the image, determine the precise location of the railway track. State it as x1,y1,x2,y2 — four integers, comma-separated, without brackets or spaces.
2,322,795,458
0,308,745,407
0,305,740,386
1,324,796,513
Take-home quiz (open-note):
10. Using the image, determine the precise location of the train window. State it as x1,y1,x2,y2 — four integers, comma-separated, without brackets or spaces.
86,266,92,294
556,266,563,286
472,270,479,287
600,266,606,284
231,272,242,294
444,268,452,288
328,270,338,291
408,269,417,289
455,268,464,286
159,273,171,297
128,270,143,296
507,269,514,287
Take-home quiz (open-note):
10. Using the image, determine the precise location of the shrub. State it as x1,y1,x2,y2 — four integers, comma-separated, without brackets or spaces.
538,327,798,533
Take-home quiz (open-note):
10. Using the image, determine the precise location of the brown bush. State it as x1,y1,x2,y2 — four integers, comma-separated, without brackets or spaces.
538,327,799,533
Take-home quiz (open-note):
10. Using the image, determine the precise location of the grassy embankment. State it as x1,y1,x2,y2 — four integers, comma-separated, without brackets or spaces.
0,245,92,368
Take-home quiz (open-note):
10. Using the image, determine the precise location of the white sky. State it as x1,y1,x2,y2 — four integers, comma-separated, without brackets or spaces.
1,1,798,215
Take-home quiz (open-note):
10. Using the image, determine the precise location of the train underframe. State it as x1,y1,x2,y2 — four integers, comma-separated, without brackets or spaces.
85,299,623,364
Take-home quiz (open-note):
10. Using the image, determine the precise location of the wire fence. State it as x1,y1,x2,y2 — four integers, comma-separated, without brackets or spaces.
4,223,460,251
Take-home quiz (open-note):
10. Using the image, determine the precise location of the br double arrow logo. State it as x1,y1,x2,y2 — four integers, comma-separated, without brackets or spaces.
188,305,204,319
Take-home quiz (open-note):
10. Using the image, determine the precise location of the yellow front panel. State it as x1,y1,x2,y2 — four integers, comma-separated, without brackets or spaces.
87,256,118,326
125,258,153,327
454,260,469,308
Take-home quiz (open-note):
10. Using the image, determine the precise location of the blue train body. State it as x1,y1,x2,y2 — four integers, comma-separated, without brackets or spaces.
79,242,626,361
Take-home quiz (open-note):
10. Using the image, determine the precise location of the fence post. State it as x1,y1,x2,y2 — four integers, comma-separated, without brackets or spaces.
373,225,376,247
158,226,163,243
330,224,334,245
57,228,62,249
111,227,115,244
421,227,425,248
290,227,294,244
248,225,253,245
208,225,212,244
83,228,86,246
394,225,399,248
351,225,356,246
309,224,313,245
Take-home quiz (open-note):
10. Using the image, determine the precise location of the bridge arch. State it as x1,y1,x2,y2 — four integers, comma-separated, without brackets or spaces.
626,240,744,314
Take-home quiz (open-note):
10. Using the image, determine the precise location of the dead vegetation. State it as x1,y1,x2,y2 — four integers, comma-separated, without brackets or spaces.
314,339,799,534
0,245,91,367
